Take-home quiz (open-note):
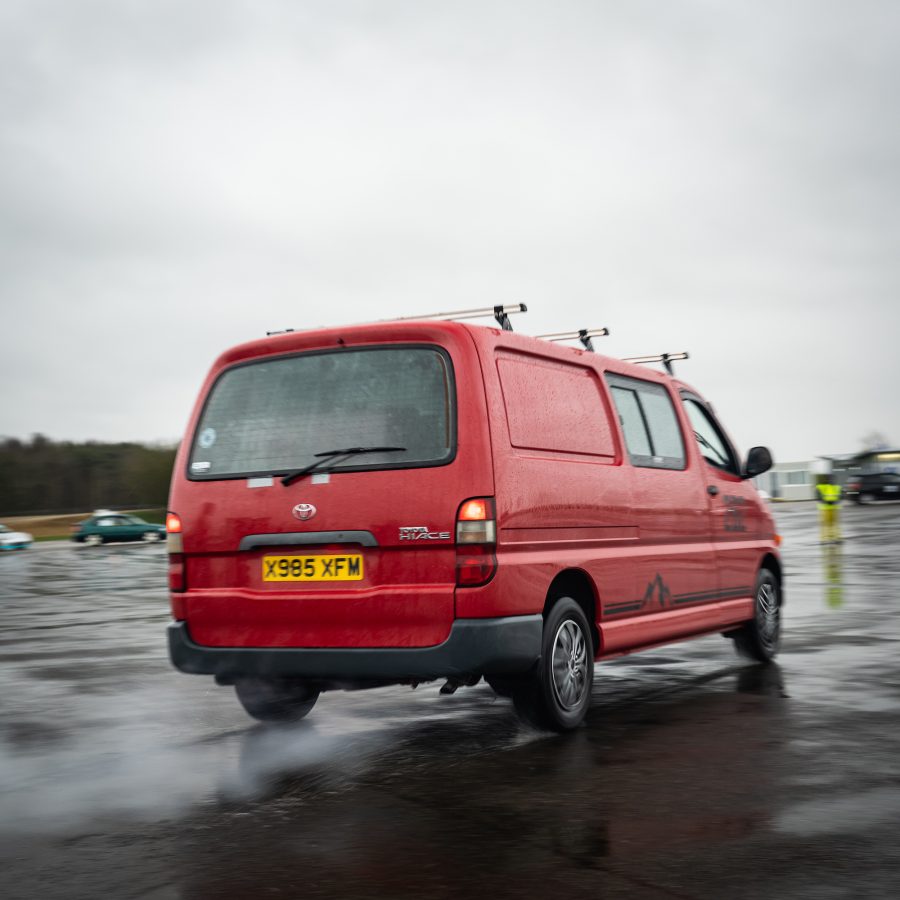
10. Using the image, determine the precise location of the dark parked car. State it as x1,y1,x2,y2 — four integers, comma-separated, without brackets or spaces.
847,473,900,503
72,511,166,546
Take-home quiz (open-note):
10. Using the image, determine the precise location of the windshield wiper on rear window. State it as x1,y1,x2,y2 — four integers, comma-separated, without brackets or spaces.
281,447,407,487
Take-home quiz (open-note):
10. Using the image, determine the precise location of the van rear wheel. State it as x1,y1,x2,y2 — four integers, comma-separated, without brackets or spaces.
513,597,593,731
234,678,319,723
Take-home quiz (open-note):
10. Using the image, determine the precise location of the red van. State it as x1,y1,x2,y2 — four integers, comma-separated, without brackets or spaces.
167,311,780,730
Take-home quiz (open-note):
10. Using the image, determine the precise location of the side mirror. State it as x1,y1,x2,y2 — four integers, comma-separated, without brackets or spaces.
743,446,773,479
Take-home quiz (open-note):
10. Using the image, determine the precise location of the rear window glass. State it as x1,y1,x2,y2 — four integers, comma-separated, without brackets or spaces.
189,347,455,479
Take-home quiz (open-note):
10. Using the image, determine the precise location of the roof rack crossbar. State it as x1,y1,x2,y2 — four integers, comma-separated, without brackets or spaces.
622,352,689,376
536,328,610,352
392,303,527,332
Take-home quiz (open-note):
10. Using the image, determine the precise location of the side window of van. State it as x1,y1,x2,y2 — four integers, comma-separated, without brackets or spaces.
606,375,686,470
682,396,739,474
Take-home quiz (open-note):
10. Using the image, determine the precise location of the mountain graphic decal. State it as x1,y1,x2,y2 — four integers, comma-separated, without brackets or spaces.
640,574,672,609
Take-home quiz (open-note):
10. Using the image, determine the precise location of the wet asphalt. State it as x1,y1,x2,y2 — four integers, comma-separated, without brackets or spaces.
1,504,899,900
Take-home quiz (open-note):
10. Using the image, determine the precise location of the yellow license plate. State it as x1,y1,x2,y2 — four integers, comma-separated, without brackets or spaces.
262,554,364,582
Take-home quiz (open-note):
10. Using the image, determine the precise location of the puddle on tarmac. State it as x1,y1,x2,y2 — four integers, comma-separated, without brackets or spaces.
773,787,900,836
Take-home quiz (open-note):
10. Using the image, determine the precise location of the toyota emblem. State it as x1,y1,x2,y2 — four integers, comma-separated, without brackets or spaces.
292,503,317,521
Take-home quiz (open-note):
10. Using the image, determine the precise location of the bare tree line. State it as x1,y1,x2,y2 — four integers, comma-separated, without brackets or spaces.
0,435,177,516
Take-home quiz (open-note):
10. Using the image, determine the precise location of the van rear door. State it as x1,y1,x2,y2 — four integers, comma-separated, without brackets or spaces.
170,326,493,650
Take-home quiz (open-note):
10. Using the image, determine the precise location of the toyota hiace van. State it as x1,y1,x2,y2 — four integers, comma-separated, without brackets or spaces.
167,308,779,730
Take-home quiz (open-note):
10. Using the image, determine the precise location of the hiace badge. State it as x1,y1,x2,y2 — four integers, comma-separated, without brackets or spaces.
399,525,451,541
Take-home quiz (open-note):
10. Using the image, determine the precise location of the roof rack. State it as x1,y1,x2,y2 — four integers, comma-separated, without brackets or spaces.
392,303,527,332
535,328,610,352
266,304,528,337
622,352,689,376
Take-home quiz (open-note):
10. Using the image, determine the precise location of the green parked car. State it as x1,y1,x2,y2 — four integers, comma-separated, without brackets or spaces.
71,511,166,546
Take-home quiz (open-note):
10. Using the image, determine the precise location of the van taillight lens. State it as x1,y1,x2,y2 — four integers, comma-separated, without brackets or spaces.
168,555,186,595
456,497,497,587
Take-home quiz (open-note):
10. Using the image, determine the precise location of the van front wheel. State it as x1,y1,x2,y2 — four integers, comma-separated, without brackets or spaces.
513,597,594,731
234,678,319,723
732,569,781,662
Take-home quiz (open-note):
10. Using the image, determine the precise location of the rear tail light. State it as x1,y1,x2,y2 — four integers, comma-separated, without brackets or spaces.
456,497,497,587
166,512,183,553
166,511,186,597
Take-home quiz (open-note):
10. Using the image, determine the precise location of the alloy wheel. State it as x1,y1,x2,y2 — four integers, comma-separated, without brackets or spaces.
756,581,780,652
550,619,589,711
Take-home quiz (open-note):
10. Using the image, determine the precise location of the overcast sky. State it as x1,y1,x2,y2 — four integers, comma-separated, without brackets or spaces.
1,0,898,462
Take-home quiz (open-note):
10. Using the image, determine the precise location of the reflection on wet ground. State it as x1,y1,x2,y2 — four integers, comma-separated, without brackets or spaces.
1,504,899,899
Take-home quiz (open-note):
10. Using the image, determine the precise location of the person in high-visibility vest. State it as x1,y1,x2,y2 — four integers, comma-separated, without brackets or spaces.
817,479,842,543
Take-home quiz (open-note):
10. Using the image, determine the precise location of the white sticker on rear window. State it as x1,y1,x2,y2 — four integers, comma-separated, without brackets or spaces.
247,476,274,488
191,461,211,471
198,427,217,449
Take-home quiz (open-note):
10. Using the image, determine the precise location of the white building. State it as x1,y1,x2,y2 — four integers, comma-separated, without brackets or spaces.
753,450,900,501
754,460,818,501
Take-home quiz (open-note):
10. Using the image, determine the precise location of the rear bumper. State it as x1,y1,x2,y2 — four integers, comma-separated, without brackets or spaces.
167,615,542,682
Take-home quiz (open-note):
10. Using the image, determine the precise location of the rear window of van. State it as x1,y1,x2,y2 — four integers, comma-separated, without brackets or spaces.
188,346,455,479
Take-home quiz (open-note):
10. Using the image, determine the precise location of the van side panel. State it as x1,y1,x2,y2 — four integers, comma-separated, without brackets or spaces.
462,336,761,658
456,335,637,621
600,597,755,654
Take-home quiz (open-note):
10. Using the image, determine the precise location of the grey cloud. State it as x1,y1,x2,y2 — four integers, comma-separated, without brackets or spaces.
0,1,897,457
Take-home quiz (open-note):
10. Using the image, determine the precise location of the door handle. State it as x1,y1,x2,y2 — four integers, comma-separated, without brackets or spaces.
707,485,719,496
